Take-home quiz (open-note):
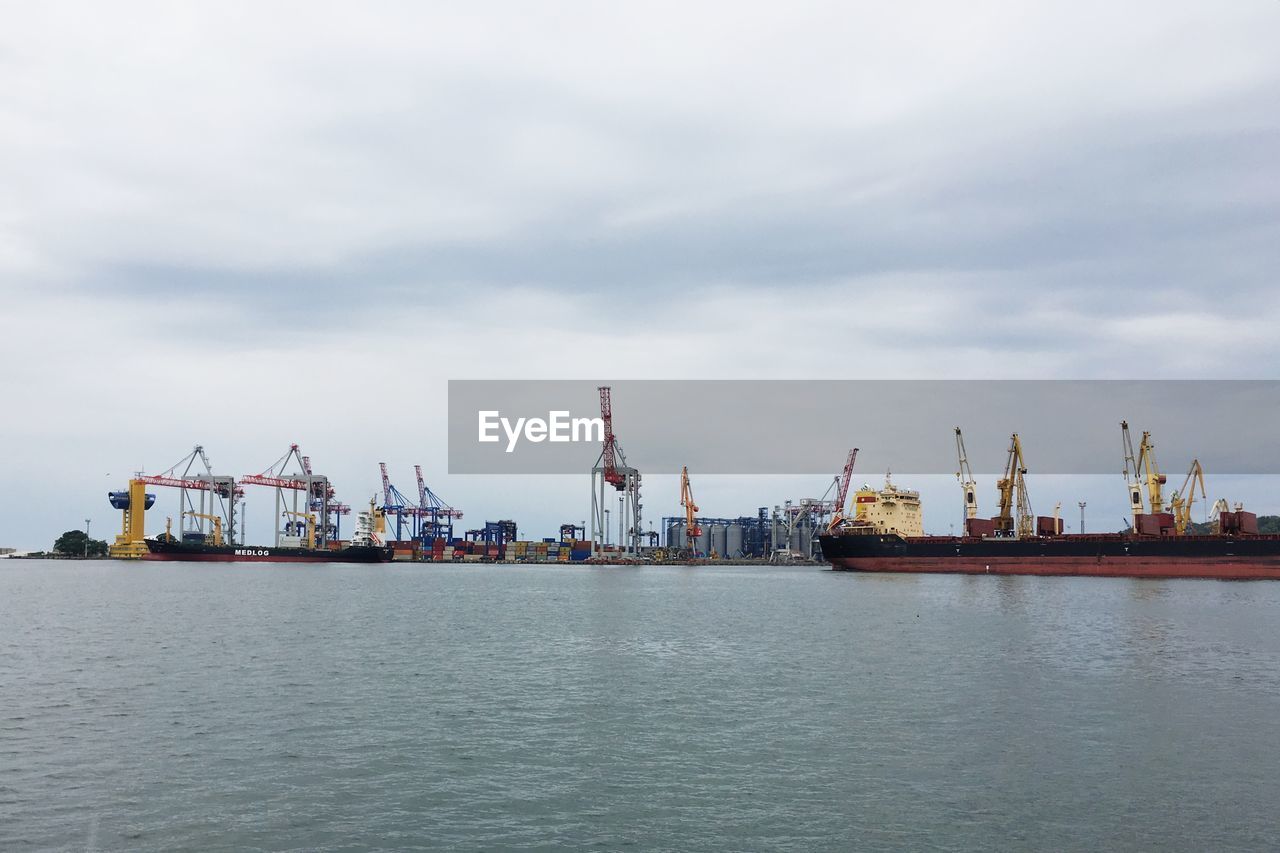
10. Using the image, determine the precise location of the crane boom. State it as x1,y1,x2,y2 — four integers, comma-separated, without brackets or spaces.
1120,420,1145,522
1136,430,1166,514
599,386,625,489
680,466,702,552
994,433,1033,537
828,448,859,532
1170,459,1207,535
955,427,978,520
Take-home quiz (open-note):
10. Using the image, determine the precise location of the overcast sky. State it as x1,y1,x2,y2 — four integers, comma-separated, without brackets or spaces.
2,2,1278,549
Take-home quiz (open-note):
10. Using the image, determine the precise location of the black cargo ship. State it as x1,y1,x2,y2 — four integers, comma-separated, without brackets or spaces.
819,531,1280,580
144,538,392,563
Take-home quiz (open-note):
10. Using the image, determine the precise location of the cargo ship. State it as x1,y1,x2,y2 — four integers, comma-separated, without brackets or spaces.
138,501,392,563
819,428,1280,580
142,538,391,563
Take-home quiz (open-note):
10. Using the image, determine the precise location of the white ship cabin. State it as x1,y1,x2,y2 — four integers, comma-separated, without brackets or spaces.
851,473,924,537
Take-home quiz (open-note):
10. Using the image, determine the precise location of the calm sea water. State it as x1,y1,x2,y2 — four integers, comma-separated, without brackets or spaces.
2,561,1279,852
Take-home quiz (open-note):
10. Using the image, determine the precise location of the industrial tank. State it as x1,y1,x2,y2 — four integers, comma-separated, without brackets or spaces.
724,524,744,558
696,526,712,556
710,524,727,557
667,522,683,549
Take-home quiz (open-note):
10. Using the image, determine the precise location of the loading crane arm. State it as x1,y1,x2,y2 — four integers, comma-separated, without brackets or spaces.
1170,459,1207,535
680,466,702,553
828,448,859,532
955,427,978,521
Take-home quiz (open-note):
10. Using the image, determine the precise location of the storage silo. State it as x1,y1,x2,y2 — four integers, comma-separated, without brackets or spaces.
667,521,684,549
797,519,815,558
696,525,712,556
710,524,727,558
725,523,744,558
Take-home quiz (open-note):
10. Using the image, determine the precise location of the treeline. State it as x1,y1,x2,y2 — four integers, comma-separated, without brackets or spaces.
52,529,109,557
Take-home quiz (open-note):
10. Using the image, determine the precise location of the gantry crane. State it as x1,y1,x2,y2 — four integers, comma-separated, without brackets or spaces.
108,445,237,558
1121,421,1168,521
955,427,978,522
827,448,859,532
415,464,463,542
240,444,334,548
379,462,423,541
994,433,1033,538
680,466,702,554
302,454,350,541
1169,459,1207,535
591,386,642,555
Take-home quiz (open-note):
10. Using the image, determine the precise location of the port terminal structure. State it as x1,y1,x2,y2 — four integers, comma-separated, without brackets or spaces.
108,446,239,558
590,386,643,558
239,444,350,549
108,443,359,558
378,463,464,547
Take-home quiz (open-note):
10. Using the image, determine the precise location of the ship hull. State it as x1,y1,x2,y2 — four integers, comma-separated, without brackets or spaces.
143,540,392,563
819,533,1280,580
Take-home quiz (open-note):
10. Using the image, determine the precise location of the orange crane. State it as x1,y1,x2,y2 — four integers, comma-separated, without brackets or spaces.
827,448,859,532
680,466,702,553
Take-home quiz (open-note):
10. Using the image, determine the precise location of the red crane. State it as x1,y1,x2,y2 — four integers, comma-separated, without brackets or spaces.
599,386,625,489
828,448,859,531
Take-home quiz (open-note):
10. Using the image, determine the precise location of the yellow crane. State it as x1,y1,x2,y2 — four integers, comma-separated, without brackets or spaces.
183,511,224,547
679,466,702,555
1169,459,1207,535
283,511,317,550
994,433,1033,538
955,427,978,521
1121,421,1167,519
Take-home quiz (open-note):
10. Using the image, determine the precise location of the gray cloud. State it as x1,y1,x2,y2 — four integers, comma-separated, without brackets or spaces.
2,2,1279,548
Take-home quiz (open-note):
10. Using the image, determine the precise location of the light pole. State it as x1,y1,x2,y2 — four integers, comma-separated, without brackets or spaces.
604,509,611,546
619,496,624,554
84,518,91,558
1078,502,1086,535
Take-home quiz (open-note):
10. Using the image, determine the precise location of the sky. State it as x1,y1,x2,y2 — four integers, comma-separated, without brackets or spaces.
1,1,1278,550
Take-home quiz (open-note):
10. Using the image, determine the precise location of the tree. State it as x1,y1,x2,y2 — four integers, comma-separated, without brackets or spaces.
53,530,108,558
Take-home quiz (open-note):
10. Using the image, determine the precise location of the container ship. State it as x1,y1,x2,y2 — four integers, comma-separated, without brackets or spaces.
819,426,1280,581
108,481,392,563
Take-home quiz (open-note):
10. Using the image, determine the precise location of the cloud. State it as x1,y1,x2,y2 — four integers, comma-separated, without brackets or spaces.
1,1,1278,548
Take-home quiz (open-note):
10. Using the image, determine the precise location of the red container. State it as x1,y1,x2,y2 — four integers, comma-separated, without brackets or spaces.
965,518,997,538
1036,516,1063,536
1136,512,1176,536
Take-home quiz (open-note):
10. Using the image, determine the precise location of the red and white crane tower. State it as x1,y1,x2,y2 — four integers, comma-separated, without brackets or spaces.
827,448,859,532
136,445,240,544
591,386,643,556
240,444,336,548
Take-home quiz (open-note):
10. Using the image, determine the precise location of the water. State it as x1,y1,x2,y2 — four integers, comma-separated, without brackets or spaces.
3,561,1279,852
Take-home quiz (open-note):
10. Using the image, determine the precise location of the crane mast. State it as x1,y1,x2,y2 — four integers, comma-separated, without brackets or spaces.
1121,421,1167,518
599,387,624,489
1169,459,1207,535
955,427,978,521
680,466,702,553
994,433,1033,538
1136,430,1167,514
1120,420,1145,522
828,448,859,532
